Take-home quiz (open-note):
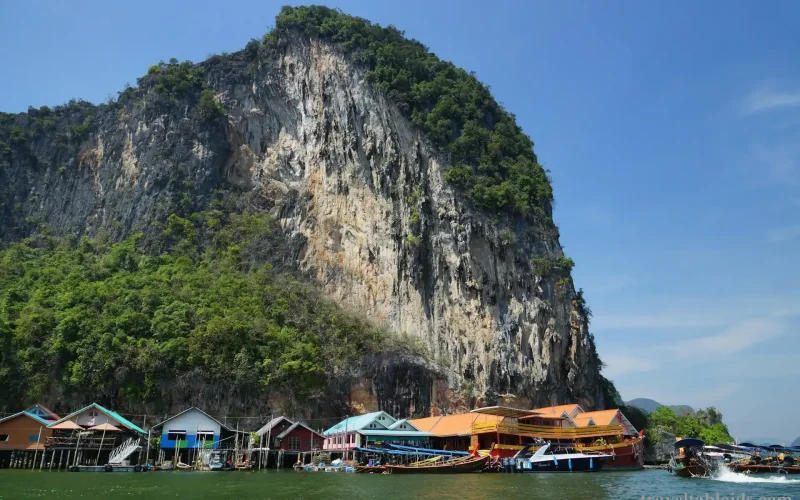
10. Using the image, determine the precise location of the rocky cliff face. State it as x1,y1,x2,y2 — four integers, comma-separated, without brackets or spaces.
0,32,604,414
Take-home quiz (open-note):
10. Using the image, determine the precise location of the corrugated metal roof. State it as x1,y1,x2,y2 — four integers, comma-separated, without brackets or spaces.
97,405,146,435
152,407,232,432
358,429,434,437
323,412,394,436
578,410,621,426
49,403,145,435
25,404,60,421
529,404,583,418
387,419,420,431
276,421,322,440
256,416,293,437
471,406,540,418
409,413,505,437
0,411,52,427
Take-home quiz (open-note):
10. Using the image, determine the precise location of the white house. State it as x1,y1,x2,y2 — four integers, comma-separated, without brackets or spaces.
49,403,145,434
152,407,231,450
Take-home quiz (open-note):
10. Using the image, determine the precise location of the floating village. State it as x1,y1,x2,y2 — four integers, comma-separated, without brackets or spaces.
0,402,796,478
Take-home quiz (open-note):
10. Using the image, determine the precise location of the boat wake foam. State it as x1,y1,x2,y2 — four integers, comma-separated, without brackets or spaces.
710,467,800,484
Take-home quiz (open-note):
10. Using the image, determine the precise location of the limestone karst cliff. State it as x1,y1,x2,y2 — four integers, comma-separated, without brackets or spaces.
0,6,606,417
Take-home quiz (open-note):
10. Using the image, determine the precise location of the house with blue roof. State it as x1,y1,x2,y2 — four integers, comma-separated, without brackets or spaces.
0,404,60,453
322,411,433,450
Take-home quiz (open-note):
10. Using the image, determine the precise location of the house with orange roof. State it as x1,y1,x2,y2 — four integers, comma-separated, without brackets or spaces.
526,404,585,427
409,412,506,451
574,409,639,437
0,404,60,452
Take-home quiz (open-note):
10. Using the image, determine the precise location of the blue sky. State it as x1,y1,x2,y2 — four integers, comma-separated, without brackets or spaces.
2,1,799,443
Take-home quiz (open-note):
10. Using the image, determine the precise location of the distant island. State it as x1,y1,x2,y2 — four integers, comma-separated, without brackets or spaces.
625,398,694,416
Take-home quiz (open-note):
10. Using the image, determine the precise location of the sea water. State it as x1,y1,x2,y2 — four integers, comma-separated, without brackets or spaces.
0,468,798,499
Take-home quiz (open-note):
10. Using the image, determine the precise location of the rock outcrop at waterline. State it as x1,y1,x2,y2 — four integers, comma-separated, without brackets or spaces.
0,7,605,415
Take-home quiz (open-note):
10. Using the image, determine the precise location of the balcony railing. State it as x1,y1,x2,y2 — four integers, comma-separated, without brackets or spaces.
471,422,624,439
45,436,118,449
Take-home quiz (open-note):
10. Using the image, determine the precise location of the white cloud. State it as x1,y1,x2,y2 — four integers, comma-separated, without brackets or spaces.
593,313,725,331
752,144,800,186
767,224,800,244
600,353,657,378
667,318,788,356
742,86,800,115
675,383,742,406
594,294,800,332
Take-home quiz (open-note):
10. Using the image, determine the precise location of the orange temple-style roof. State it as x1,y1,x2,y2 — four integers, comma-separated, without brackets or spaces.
576,410,623,427
409,413,505,437
529,404,583,418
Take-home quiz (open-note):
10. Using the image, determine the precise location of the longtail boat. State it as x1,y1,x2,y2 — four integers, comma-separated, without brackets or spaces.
384,455,489,474
727,464,800,475
355,465,387,473
668,438,717,478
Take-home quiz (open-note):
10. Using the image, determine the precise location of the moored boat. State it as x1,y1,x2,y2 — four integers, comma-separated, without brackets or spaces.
384,455,489,474
727,464,800,475
355,465,387,473
507,443,610,473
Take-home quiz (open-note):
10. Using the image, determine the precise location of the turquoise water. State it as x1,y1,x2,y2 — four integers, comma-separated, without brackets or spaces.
1,469,799,499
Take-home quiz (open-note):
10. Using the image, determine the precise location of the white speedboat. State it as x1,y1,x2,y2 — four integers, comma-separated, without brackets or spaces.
509,443,612,473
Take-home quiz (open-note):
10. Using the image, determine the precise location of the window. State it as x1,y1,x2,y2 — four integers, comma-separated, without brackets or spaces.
167,431,187,441
0,434,8,442
195,432,214,444
88,410,98,417
29,434,40,442
287,437,301,450
311,439,319,449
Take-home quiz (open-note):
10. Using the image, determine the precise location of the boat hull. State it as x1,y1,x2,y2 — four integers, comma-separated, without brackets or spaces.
355,465,387,473
727,464,800,475
68,465,140,472
511,456,607,473
669,458,711,478
385,456,489,474
588,440,644,470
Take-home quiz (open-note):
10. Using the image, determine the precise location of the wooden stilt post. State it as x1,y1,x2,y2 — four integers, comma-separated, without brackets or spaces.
72,430,81,466
96,427,107,465
32,426,43,469
265,414,273,469
144,429,151,469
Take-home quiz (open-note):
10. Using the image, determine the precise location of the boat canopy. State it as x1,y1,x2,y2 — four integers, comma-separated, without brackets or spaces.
674,438,704,449
352,446,450,457
738,442,758,448
386,444,470,456
470,406,540,418
712,444,751,452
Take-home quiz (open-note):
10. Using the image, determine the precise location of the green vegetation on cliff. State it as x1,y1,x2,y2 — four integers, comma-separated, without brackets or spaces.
646,405,734,444
0,211,390,412
269,5,553,219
